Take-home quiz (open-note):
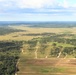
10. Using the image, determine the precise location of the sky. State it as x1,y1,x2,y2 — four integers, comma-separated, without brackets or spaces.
0,0,76,21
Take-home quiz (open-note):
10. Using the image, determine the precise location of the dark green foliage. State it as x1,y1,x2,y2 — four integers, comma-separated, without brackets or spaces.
52,43,57,47
26,33,76,58
50,47,61,57
38,44,47,54
24,33,55,36
62,47,76,55
0,41,22,75
0,27,25,35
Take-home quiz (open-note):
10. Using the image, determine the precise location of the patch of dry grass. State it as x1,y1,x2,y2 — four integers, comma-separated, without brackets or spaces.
0,25,76,41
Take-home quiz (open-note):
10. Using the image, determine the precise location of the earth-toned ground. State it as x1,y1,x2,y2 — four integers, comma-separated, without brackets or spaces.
17,53,76,75
0,26,76,41
0,25,76,75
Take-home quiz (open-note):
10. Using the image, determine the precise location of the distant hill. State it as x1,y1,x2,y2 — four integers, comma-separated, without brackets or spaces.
0,21,76,28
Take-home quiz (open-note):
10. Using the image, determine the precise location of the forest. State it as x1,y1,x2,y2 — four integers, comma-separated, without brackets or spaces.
0,24,76,75
22,33,76,58
0,41,22,75
0,27,25,35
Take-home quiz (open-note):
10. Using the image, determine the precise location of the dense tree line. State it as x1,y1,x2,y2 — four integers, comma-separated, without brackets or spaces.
0,41,22,75
24,33,76,58
0,27,25,35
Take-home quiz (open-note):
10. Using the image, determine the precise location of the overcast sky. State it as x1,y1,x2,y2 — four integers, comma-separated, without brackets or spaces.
0,0,76,21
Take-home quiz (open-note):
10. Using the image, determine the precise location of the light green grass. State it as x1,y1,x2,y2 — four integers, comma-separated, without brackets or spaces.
50,42,74,47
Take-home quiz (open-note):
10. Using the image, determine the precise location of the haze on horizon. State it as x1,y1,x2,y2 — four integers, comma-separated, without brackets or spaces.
0,0,76,21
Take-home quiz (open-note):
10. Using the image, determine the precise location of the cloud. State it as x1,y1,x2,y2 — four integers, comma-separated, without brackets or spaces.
16,0,56,9
0,0,76,8
63,0,69,8
59,0,69,8
0,0,75,9
0,0,4,1
0,0,76,16
0,0,58,9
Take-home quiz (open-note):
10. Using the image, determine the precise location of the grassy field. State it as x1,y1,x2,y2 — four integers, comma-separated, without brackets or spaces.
0,26,76,41
0,25,76,75
17,53,76,75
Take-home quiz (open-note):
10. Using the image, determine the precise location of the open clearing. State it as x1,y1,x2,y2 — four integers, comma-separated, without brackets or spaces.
0,25,76,41
17,53,76,75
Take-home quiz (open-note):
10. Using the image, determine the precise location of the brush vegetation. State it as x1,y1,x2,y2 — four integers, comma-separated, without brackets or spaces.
0,25,76,75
